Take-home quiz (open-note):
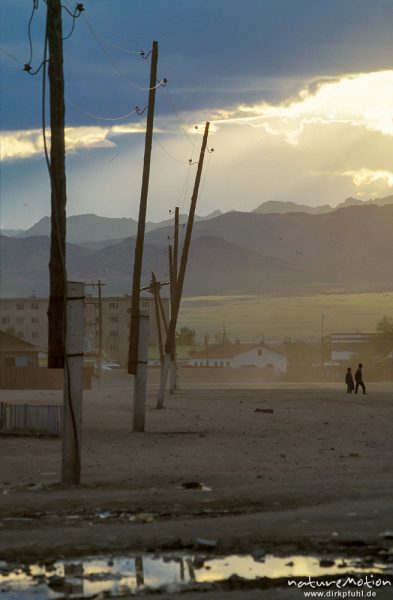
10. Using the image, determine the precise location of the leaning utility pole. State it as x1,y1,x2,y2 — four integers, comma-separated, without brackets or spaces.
151,272,164,364
157,122,210,408
128,40,158,375
47,0,67,368
170,207,180,392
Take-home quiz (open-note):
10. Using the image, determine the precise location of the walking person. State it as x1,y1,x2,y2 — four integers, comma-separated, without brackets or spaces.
354,363,366,395
345,367,354,394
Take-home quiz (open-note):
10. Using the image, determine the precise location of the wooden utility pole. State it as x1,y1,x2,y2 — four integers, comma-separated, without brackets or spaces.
204,334,209,366
170,207,180,392
47,0,67,368
151,272,164,364
128,40,158,375
157,122,210,408
132,309,149,432
87,280,106,373
61,281,84,485
173,206,179,286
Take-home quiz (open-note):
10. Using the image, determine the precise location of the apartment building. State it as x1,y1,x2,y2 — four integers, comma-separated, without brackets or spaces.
0,295,169,365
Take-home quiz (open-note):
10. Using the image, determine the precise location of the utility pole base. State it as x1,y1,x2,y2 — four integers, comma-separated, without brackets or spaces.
133,311,149,432
157,353,171,409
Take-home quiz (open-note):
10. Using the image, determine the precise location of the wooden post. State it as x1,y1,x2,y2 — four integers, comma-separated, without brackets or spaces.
157,289,168,334
128,41,158,375
173,206,179,284
97,280,104,372
157,122,210,408
135,556,144,588
170,208,179,393
132,309,149,432
204,334,209,366
61,281,84,485
47,0,67,368
151,273,164,364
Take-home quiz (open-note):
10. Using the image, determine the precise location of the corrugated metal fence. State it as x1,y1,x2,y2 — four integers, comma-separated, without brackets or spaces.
0,403,63,436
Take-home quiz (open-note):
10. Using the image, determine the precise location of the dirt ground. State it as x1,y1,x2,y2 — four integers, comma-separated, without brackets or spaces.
1,376,392,597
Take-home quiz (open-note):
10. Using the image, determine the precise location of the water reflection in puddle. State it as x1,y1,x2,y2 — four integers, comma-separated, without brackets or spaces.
0,553,392,598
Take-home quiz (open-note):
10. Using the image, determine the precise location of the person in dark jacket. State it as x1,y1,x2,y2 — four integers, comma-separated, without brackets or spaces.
354,363,366,394
345,367,354,394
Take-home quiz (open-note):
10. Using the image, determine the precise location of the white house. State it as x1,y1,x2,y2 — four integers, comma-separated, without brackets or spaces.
189,343,287,375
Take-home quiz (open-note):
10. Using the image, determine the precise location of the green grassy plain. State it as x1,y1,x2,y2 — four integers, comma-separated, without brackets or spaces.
178,291,393,342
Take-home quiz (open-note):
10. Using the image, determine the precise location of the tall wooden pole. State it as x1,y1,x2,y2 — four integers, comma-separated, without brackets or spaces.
97,280,103,371
151,272,164,364
173,207,179,284
47,0,67,368
170,207,180,391
61,281,84,485
128,41,158,375
157,122,210,408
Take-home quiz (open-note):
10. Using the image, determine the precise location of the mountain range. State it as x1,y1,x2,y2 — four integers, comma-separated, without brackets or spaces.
1,210,222,246
252,195,393,215
1,201,393,297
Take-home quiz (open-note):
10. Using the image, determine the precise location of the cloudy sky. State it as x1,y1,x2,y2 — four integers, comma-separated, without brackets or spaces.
1,0,393,230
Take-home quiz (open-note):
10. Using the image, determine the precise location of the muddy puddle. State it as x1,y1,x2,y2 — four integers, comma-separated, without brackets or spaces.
1,553,392,598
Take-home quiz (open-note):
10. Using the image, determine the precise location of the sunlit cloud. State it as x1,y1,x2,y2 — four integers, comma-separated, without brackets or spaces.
211,70,393,145
0,123,146,161
342,168,393,188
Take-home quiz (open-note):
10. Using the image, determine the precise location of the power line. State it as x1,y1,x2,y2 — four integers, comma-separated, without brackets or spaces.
0,47,24,65
62,3,84,40
81,13,164,92
66,99,139,122
152,131,190,164
163,86,198,148
27,0,40,67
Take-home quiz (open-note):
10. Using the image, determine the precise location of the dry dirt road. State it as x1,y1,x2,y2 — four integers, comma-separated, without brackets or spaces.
1,378,392,597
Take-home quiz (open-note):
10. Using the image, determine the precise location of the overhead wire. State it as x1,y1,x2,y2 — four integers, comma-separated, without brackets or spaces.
163,85,197,148
66,100,139,122
27,0,40,68
81,13,164,92
0,47,24,65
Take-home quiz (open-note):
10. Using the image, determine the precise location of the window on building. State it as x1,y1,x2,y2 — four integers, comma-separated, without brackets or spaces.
30,302,39,310
110,316,119,323
141,301,149,309
15,356,28,367
226,361,230,367
109,330,119,337
109,302,118,309
16,303,24,310
127,308,131,314
257,348,263,356
32,332,39,338
17,331,24,338
2,317,10,324
31,317,39,323
16,317,24,324
214,361,218,366
220,361,224,366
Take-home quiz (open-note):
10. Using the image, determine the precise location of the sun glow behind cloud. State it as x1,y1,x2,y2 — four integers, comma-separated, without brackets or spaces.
2,70,393,228
211,70,393,144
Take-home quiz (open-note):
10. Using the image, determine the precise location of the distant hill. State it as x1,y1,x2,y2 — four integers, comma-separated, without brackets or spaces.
253,195,393,215
2,204,393,297
7,210,222,246
253,200,332,214
0,228,24,237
